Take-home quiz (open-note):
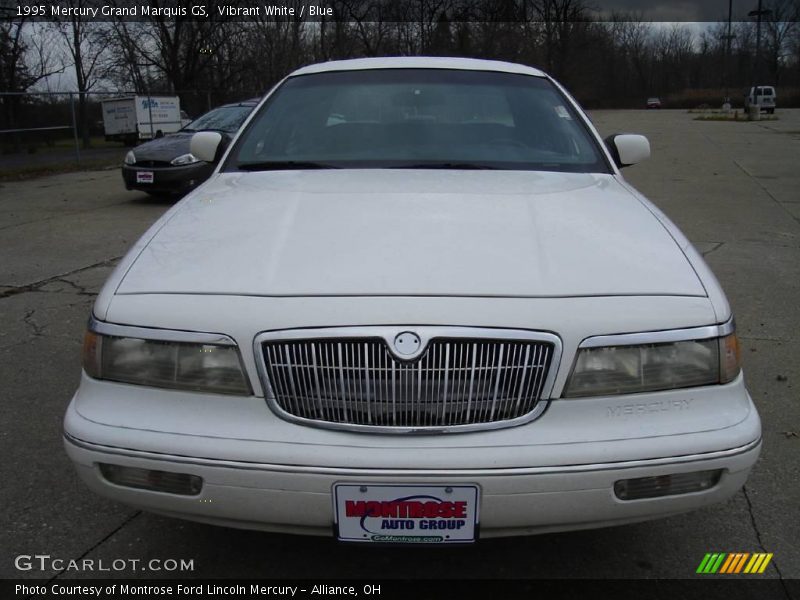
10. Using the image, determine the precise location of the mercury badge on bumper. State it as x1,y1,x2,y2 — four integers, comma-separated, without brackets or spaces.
64,57,761,543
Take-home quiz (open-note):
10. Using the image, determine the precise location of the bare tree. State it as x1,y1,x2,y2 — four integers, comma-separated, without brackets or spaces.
605,15,655,98
240,15,311,94
56,0,109,147
340,0,391,56
0,17,63,148
762,0,800,84
651,24,695,96
101,19,152,93
525,0,591,79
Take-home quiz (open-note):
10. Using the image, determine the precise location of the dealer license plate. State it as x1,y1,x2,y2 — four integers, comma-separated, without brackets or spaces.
136,171,154,183
333,484,479,543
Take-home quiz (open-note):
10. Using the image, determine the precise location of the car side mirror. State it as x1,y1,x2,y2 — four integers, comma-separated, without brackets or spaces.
604,134,650,168
190,131,223,163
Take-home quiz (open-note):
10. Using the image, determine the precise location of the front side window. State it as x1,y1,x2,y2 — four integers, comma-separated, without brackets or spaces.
226,69,609,173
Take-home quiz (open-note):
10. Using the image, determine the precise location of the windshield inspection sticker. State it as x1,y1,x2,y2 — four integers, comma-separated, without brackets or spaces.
334,484,479,543
555,105,572,119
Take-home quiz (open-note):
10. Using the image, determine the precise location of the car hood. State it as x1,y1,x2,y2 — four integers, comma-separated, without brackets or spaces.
116,170,706,298
132,133,193,161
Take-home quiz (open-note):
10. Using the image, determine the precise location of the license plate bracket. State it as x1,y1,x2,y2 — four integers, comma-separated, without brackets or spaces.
333,483,480,544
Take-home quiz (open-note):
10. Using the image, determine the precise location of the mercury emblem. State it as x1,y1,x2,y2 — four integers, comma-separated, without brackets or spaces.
393,332,421,356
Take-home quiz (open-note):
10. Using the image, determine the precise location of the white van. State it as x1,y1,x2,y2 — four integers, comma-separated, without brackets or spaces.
101,96,186,144
745,86,776,113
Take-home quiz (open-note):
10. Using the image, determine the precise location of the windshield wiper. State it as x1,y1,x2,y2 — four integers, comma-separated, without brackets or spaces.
390,162,500,170
237,161,340,171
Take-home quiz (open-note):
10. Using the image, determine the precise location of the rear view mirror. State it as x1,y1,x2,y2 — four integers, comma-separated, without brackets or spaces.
604,134,650,168
190,131,223,163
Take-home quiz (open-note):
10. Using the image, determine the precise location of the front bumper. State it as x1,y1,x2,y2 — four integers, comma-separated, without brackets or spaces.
64,434,759,538
121,162,214,194
63,375,761,538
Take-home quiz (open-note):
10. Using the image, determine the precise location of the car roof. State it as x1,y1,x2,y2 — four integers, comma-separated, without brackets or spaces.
290,57,547,78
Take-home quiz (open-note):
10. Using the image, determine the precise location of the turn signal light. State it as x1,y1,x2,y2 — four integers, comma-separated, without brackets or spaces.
614,470,722,500
99,464,202,496
720,333,741,384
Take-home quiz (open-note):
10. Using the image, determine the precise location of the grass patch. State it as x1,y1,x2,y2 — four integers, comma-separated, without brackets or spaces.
43,136,123,151
1,136,124,157
693,113,778,122
0,157,121,182
686,108,731,114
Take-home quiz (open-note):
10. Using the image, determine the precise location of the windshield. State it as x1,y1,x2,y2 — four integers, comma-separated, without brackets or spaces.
226,69,609,173
183,105,253,133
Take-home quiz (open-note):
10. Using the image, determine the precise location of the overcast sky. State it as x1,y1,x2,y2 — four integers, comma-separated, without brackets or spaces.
25,0,771,93
590,0,760,22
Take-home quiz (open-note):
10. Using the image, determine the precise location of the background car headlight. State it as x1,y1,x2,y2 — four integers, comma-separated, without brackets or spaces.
124,151,136,165
82,331,250,395
563,334,741,398
171,153,200,166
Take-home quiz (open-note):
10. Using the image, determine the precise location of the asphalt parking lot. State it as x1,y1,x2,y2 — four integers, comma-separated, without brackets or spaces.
1,110,798,583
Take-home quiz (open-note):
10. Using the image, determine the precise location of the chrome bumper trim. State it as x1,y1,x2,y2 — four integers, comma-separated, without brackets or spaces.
64,433,760,477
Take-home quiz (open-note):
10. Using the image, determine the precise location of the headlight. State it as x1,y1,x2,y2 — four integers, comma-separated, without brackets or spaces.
124,151,136,165
563,333,740,398
83,330,250,395
171,153,200,166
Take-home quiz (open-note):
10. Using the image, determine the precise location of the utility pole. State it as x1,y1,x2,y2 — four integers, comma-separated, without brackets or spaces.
754,0,763,83
721,0,735,107
749,0,772,89
748,0,771,117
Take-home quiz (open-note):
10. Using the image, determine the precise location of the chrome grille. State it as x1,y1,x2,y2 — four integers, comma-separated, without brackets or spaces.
261,331,555,431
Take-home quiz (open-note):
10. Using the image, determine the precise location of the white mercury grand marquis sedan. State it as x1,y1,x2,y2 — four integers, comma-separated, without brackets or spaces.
64,57,761,543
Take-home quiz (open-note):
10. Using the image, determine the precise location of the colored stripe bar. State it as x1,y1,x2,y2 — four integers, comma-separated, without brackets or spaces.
724,553,740,574
719,554,736,574
744,554,761,573
699,552,773,575
697,554,714,574
723,553,742,574
709,553,727,574
733,553,750,573
702,553,720,574
758,553,774,574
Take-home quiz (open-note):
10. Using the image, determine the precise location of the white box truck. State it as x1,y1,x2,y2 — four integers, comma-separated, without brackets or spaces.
101,96,189,144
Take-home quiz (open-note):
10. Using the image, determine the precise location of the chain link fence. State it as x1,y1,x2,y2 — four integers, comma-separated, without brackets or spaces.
0,89,261,169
